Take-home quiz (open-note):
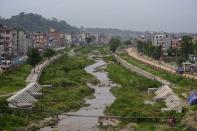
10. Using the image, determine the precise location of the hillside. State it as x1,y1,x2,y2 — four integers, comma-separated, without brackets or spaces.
0,12,79,33
85,27,144,38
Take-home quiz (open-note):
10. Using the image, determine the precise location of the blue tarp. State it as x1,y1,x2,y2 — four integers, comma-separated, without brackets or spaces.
188,92,197,105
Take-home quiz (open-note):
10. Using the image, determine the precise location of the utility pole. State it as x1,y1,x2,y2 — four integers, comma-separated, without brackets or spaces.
160,45,163,64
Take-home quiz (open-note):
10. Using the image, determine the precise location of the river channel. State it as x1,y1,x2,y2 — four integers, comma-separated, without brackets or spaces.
41,59,116,131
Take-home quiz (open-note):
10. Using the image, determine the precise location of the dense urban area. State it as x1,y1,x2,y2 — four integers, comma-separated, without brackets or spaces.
0,12,197,131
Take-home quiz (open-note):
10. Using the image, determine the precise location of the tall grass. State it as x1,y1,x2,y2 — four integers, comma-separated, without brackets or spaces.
120,53,197,94
105,60,184,120
0,64,32,94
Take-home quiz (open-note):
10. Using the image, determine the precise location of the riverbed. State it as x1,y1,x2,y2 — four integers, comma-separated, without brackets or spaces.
40,59,116,131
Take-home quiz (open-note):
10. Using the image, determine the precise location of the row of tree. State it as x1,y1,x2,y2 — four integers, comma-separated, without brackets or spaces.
27,48,56,72
108,35,197,65
136,35,197,65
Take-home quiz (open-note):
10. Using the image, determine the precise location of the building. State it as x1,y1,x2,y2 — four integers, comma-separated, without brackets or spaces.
171,37,181,49
48,28,61,48
152,34,171,49
192,35,197,43
0,25,15,59
189,55,197,64
63,34,72,47
12,30,32,57
32,32,48,51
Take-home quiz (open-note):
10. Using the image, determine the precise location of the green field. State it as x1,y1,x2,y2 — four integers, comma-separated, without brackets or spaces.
120,53,197,95
104,56,185,130
0,64,32,94
37,53,97,113
0,47,99,130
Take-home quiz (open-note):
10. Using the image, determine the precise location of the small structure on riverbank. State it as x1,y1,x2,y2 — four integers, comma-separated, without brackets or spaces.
148,85,183,113
7,82,44,108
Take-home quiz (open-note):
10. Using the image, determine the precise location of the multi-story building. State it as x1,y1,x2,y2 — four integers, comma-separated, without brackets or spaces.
32,32,48,51
61,33,72,47
48,28,61,48
12,30,32,57
152,34,171,49
0,25,15,59
171,37,181,49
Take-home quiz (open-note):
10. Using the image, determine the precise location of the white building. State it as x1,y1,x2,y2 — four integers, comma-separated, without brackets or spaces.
152,34,171,49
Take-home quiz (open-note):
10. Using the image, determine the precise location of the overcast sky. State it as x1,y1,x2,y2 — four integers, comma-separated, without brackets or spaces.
0,0,196,33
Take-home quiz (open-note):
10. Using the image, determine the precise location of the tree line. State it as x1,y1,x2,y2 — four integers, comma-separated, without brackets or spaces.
136,35,197,65
27,48,56,72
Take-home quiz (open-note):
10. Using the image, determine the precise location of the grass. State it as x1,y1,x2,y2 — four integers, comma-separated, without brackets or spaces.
120,53,197,95
134,123,184,131
37,54,97,114
0,47,99,130
0,64,32,94
75,44,109,55
104,57,185,129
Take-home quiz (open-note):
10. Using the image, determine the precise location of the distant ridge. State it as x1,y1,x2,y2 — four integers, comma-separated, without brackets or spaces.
0,12,79,33
85,27,144,38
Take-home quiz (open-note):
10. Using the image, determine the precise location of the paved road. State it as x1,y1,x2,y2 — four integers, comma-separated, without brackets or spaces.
126,48,197,80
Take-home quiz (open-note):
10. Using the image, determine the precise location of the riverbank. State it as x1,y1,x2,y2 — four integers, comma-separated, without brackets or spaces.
120,52,197,95
0,47,99,130
0,64,32,95
103,55,185,130
40,47,117,131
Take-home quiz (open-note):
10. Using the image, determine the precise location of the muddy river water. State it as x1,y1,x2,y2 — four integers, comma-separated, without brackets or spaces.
40,59,116,131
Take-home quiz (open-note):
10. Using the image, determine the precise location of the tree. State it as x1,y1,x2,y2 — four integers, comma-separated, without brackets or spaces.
27,48,42,72
109,37,121,53
124,40,132,46
43,48,56,59
180,35,193,59
152,45,162,60
176,56,186,65
136,40,144,53
194,41,197,55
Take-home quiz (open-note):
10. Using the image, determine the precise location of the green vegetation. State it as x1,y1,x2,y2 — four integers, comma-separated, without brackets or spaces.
120,53,197,94
136,40,162,60
0,47,99,130
134,123,182,131
27,47,42,73
136,35,196,63
105,57,185,129
38,54,97,113
43,48,56,59
0,64,32,94
75,44,109,55
105,61,183,117
109,37,121,53
180,35,193,59
0,12,79,33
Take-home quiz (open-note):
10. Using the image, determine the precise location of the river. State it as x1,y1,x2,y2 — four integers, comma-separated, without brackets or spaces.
40,59,116,131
